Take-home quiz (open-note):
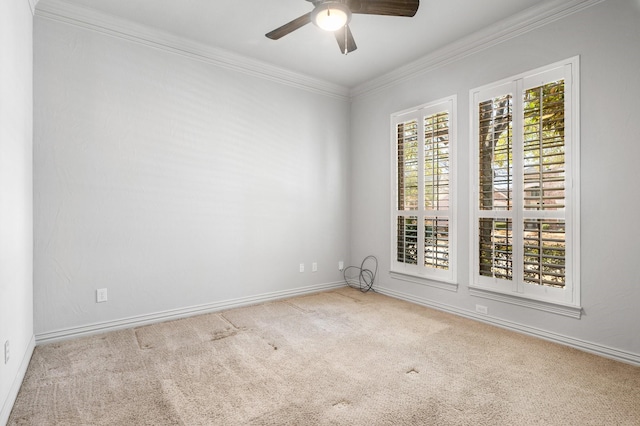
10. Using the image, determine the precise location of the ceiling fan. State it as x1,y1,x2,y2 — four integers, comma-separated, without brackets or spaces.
265,0,420,54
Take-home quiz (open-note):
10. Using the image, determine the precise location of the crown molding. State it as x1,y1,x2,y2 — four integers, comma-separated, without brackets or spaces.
34,0,351,101
32,0,605,101
27,0,38,15
350,0,606,100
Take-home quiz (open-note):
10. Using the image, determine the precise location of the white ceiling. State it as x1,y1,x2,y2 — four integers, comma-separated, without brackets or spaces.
36,0,557,89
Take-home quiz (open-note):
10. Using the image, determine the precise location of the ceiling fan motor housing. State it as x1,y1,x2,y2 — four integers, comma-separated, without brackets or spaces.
310,1,352,31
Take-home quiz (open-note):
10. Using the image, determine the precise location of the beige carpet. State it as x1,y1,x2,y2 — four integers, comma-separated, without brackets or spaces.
9,288,640,425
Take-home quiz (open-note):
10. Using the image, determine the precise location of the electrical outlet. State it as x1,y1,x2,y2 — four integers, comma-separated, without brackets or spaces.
299,263,305,273
97,288,108,303
338,261,344,271
475,304,488,315
4,340,9,364
312,262,318,272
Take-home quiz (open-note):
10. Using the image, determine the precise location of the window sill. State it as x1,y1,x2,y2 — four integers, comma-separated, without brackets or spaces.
469,285,582,318
389,271,458,292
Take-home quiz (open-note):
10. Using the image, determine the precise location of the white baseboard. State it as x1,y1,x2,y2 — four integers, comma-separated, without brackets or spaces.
36,281,346,345
376,286,640,367
1,334,35,426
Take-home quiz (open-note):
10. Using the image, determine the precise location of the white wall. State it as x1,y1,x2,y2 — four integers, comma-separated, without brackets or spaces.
33,18,351,336
0,0,35,423
350,0,640,361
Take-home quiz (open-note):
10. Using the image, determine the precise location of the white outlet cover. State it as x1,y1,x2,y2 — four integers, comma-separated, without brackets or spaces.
475,304,488,314
4,340,9,364
97,288,108,303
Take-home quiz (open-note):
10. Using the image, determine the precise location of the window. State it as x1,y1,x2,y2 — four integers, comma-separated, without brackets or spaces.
470,57,580,315
392,96,457,287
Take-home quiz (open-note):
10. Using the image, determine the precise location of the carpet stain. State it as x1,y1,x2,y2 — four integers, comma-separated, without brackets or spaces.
282,300,311,313
330,291,363,303
332,400,351,409
268,342,278,350
218,313,242,329
210,330,239,342
134,329,154,350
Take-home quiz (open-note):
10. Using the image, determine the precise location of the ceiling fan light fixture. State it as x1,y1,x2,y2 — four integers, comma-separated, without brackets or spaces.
311,2,351,32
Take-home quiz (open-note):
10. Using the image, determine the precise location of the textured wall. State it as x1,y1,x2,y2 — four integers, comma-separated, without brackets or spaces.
350,0,640,359
0,0,34,422
33,18,351,335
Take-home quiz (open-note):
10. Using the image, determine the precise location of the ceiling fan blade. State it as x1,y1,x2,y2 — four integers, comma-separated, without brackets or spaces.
347,0,419,17
265,12,312,40
335,25,357,54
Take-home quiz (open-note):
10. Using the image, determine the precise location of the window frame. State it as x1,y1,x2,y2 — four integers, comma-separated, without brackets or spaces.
390,96,458,289
469,57,581,317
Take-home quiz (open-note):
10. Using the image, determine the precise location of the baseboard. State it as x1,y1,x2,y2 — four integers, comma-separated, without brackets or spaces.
36,281,346,345
376,286,640,367
0,334,35,426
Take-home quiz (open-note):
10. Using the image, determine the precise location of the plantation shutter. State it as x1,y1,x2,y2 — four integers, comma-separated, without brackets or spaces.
396,119,419,264
471,57,578,309
521,79,566,288
392,97,457,283
477,93,514,281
